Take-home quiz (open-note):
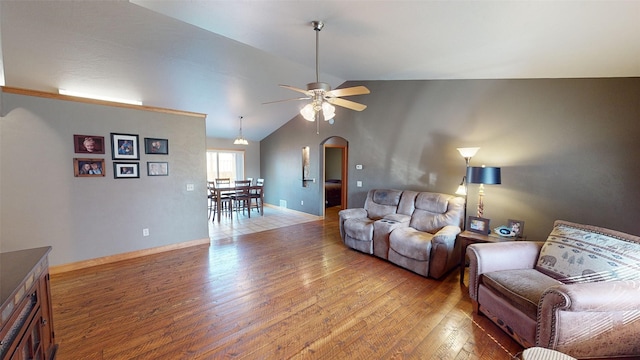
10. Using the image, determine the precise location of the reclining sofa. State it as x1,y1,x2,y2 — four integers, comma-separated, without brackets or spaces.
338,189,465,279
467,220,640,359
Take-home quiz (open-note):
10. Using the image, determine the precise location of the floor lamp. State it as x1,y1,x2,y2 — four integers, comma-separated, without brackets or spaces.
456,147,480,230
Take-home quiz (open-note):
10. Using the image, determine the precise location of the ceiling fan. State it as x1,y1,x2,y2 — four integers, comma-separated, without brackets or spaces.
264,21,370,124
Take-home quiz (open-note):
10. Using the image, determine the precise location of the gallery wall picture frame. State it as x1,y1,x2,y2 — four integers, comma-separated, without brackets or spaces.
74,158,106,177
147,162,169,176
74,135,105,154
468,216,490,234
113,162,139,179
111,133,139,160
144,138,169,155
507,219,525,238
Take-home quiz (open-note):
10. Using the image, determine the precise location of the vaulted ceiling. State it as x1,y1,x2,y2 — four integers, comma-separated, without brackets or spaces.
1,1,638,141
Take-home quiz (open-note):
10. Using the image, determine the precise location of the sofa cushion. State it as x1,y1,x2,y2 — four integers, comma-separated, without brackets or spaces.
389,227,433,261
482,269,562,320
396,191,418,216
366,189,403,220
536,220,640,283
409,193,459,233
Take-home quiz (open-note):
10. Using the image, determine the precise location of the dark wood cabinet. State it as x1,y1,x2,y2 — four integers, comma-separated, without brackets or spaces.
1,247,57,360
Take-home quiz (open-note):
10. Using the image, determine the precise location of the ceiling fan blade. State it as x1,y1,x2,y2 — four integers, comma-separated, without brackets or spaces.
327,97,367,111
279,84,312,96
326,86,370,98
262,97,310,105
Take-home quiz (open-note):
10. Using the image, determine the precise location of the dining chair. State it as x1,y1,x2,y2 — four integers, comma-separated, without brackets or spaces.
231,180,252,217
215,178,231,187
250,178,264,214
207,181,216,220
210,180,233,220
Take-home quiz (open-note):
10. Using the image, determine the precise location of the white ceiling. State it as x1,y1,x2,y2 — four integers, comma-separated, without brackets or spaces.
1,1,639,141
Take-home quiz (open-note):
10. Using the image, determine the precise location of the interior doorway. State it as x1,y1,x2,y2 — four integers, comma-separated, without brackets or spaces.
321,137,348,217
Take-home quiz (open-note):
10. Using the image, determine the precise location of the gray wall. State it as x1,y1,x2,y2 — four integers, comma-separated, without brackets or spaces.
261,78,640,240
0,91,209,266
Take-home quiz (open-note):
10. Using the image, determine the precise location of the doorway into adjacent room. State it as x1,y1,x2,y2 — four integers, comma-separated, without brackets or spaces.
322,137,348,217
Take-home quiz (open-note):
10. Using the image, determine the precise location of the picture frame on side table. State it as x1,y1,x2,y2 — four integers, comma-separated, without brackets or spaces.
147,162,168,176
74,158,105,177
74,135,105,154
111,133,139,160
468,216,490,234
144,138,169,155
507,219,525,238
113,162,139,179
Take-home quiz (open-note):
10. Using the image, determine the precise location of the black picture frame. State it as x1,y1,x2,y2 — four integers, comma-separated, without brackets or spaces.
73,135,105,154
113,162,139,179
144,138,169,155
468,216,490,234
111,133,140,160
147,162,169,176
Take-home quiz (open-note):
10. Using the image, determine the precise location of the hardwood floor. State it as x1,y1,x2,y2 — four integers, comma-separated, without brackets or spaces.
50,208,523,359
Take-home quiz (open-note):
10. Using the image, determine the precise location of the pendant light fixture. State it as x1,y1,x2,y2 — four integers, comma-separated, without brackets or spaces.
233,116,248,145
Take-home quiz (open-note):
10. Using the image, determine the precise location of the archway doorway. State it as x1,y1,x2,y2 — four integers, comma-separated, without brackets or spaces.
320,136,348,217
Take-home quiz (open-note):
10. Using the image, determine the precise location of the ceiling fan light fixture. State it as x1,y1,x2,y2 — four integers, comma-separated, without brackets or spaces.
264,20,370,131
322,102,335,121
300,103,316,121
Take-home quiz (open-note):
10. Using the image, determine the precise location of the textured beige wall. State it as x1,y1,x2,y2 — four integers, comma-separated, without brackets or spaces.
0,92,208,266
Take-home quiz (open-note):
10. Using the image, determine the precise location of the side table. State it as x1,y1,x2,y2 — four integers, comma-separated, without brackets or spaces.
458,230,515,285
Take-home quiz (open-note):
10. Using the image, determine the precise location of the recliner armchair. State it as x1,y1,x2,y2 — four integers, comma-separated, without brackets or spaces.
467,220,640,359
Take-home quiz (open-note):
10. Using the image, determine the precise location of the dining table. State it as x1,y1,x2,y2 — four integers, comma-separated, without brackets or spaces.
211,184,264,222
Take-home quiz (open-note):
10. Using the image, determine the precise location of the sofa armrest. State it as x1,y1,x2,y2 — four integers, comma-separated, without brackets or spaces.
467,241,544,301
339,208,367,220
426,225,463,279
537,280,640,355
338,208,368,240
432,225,461,244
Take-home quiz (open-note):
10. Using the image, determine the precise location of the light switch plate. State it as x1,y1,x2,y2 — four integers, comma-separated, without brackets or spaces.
357,181,363,187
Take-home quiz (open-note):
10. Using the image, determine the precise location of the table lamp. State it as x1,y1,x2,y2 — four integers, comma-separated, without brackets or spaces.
467,165,501,218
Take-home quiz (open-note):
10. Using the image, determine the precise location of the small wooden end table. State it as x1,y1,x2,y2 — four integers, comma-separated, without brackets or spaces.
458,230,515,285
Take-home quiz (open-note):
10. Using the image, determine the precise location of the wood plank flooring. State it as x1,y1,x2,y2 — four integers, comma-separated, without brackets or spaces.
49,209,523,359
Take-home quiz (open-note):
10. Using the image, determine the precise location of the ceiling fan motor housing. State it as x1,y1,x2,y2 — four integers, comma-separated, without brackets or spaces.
306,82,331,92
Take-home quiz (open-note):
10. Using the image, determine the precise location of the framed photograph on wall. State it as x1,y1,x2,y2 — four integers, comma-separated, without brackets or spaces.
507,219,525,238
144,138,169,155
111,133,139,160
74,135,105,154
113,162,139,179
468,216,490,234
147,162,168,176
74,158,105,177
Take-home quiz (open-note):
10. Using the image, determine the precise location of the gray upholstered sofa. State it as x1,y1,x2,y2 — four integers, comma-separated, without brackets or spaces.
468,220,640,359
338,189,465,279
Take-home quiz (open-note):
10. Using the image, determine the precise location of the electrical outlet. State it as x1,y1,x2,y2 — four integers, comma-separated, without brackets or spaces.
357,181,363,187
143,228,149,237
186,183,194,191
301,200,304,205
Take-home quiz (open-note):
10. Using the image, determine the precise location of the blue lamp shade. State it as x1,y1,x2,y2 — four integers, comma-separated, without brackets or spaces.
467,166,501,185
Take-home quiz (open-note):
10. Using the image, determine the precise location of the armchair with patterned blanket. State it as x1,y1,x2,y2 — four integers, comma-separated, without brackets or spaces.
467,220,640,359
